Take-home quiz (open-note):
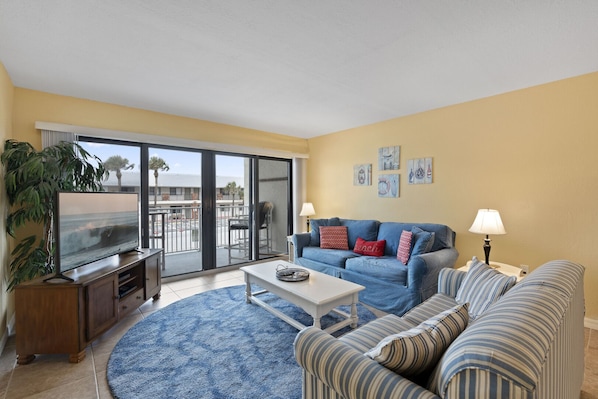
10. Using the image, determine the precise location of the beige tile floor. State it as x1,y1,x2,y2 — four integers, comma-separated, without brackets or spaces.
0,268,596,398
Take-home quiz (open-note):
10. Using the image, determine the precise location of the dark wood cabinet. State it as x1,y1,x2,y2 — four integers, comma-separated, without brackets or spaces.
86,274,119,340
15,249,162,364
144,252,161,300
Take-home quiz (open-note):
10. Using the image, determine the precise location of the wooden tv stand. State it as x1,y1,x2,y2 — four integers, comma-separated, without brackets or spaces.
15,248,163,364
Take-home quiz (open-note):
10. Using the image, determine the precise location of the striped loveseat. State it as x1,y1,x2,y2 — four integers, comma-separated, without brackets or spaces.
294,260,585,399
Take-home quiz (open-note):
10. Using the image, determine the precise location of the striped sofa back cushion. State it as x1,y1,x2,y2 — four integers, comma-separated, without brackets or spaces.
428,260,584,398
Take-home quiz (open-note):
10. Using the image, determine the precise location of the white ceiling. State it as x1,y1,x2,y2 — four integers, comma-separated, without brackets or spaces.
1,1,597,139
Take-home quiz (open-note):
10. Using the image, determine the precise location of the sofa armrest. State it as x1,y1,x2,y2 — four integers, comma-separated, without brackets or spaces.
294,327,440,399
437,268,466,298
408,248,459,300
292,233,311,258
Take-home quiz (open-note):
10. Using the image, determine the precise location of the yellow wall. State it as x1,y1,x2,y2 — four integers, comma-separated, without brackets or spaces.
0,62,14,343
13,88,308,154
308,72,598,319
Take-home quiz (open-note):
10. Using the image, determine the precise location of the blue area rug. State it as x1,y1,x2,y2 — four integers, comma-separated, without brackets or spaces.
107,284,376,399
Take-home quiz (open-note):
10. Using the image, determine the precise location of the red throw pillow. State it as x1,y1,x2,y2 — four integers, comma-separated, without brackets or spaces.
354,237,386,257
397,230,413,264
319,226,349,250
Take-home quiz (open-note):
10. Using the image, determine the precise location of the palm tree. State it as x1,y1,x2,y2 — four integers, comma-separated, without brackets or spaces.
149,156,169,206
225,181,238,215
104,155,134,190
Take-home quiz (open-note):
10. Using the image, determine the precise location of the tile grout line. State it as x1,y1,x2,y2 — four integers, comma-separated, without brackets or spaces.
4,357,16,399
90,344,100,399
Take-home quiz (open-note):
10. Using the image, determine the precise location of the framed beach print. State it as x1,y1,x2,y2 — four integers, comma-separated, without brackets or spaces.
354,164,372,186
378,146,400,170
378,174,399,198
408,157,433,184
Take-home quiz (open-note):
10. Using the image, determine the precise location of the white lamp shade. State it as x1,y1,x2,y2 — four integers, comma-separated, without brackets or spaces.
299,202,316,217
469,209,506,235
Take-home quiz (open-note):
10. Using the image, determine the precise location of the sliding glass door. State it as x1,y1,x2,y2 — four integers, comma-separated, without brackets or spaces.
220,156,292,265
80,137,292,278
146,147,202,277
216,154,250,266
256,158,291,260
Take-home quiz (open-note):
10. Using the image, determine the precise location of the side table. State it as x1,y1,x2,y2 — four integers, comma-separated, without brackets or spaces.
459,260,525,282
287,233,309,262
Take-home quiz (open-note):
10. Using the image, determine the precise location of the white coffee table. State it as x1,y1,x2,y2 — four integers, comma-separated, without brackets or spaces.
241,260,365,334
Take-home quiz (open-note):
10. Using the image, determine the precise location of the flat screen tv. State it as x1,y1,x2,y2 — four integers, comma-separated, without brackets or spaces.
54,192,140,279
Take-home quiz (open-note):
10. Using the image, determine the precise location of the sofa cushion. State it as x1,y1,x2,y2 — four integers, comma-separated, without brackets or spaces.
402,293,459,326
455,256,517,320
340,314,416,353
353,237,386,257
365,303,469,376
396,230,413,264
345,257,408,285
411,226,435,256
301,247,358,268
319,226,349,249
339,219,379,248
377,222,455,256
377,223,412,257
309,217,341,246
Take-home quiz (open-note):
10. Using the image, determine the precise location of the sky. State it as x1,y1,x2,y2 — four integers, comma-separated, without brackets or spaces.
80,141,245,176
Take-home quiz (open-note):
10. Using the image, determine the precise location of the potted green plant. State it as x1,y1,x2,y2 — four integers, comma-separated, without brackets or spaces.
1,139,107,290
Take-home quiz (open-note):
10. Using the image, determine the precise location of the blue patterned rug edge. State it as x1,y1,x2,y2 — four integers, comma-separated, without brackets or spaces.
107,284,376,399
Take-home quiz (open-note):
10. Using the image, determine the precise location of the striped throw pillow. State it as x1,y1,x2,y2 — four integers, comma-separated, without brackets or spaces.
365,303,469,376
455,256,517,320
319,226,349,250
397,230,413,263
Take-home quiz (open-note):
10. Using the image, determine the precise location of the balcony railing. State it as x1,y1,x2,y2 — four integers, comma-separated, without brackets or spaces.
148,203,249,255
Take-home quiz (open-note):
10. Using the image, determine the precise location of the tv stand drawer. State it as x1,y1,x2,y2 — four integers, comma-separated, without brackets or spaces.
119,288,145,317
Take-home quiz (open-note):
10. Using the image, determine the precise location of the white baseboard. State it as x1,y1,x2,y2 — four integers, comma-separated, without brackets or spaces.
585,317,598,330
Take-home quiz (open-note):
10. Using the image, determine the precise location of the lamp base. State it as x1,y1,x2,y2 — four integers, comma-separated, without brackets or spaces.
483,236,491,265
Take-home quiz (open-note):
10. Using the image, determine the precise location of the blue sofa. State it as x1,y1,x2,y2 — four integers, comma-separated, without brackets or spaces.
291,218,458,315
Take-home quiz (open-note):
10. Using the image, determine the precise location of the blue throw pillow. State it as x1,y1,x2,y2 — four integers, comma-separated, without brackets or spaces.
411,226,435,256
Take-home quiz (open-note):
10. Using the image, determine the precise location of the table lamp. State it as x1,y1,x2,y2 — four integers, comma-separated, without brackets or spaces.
468,208,506,265
299,202,316,232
